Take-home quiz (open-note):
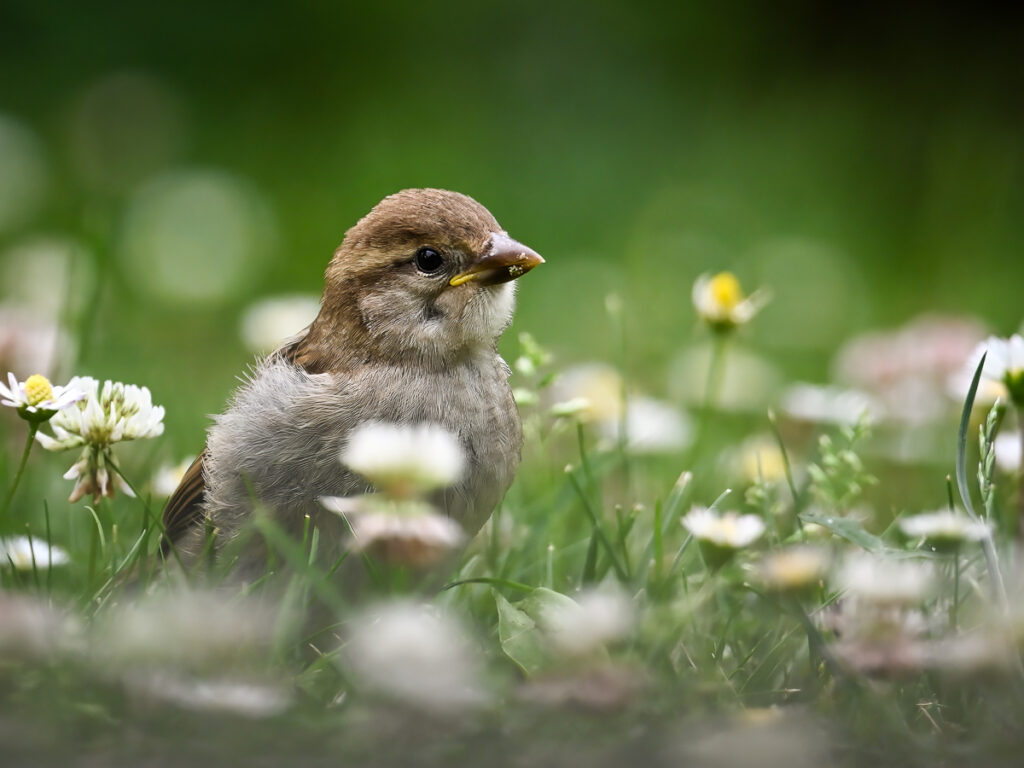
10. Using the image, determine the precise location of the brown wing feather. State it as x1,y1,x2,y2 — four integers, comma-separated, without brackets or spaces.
160,329,322,554
160,450,209,553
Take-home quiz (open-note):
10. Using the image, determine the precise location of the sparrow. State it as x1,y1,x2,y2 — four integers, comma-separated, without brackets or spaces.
161,188,543,577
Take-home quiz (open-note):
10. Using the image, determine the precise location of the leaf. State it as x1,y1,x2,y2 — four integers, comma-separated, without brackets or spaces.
494,587,582,676
799,511,886,552
494,590,548,676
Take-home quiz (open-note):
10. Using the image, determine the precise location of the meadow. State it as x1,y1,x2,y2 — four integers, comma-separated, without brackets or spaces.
2,3,1024,765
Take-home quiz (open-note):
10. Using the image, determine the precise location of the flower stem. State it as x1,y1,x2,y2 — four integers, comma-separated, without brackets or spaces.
690,333,729,465
1,423,39,522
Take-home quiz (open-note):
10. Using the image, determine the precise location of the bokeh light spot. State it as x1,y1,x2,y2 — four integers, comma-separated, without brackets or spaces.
118,169,277,305
0,115,48,235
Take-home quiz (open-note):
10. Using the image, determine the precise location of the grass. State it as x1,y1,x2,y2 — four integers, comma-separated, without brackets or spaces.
3,303,1024,768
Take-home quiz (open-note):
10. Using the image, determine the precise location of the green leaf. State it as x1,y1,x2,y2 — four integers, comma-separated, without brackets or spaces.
494,590,548,675
799,511,886,552
494,587,583,676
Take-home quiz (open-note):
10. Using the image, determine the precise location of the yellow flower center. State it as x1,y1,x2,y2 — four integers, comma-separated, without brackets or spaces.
709,272,743,311
24,374,54,407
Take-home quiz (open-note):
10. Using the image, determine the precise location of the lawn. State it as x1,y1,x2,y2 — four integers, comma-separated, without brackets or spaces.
2,4,1024,765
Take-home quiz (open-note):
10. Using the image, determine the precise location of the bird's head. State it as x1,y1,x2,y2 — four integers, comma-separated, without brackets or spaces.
315,189,543,366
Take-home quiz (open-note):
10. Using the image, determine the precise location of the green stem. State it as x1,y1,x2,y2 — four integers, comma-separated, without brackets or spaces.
1,423,39,522
690,333,729,464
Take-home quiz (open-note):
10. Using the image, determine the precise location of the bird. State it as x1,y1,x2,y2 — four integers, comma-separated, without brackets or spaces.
161,188,543,578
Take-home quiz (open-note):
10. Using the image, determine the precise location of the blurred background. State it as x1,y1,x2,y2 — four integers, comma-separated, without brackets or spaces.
1,0,1022,461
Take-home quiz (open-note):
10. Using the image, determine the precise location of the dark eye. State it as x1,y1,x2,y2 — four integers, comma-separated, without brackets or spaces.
414,247,445,274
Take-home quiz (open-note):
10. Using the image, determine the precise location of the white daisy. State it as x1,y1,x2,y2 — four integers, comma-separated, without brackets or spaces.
0,535,70,570
966,334,1024,407
755,546,830,593
692,272,769,332
683,507,766,569
320,496,466,568
0,372,84,422
898,510,990,550
340,421,464,498
682,507,766,549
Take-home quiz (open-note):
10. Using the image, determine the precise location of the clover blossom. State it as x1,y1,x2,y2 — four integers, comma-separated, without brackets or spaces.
35,376,165,503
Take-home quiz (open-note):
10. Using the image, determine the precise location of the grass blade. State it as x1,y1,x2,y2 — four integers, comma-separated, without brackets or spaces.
956,352,985,517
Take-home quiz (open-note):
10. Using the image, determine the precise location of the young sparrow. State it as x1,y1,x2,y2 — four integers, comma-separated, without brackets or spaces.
162,188,543,576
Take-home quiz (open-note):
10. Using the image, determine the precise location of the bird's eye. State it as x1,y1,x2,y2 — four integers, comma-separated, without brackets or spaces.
414,247,445,274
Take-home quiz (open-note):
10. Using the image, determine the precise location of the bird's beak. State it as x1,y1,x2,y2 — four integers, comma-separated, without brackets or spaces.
449,233,544,287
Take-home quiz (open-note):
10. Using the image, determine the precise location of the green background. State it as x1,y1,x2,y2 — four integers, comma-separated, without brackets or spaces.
1,1,1022,457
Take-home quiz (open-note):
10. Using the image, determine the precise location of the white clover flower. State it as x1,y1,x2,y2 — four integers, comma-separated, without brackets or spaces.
35,376,165,503
965,334,1024,408
320,495,466,568
754,546,830,593
36,376,165,451
0,372,84,423
342,601,488,712
0,535,70,569
239,293,320,354
692,271,769,332
539,586,636,656
340,421,464,498
682,507,766,548
898,510,990,551
836,552,934,606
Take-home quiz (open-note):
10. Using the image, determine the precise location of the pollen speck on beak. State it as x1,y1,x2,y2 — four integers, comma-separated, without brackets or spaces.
449,234,544,287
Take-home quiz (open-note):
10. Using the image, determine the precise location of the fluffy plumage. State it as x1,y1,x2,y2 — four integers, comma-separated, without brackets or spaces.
162,189,542,576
